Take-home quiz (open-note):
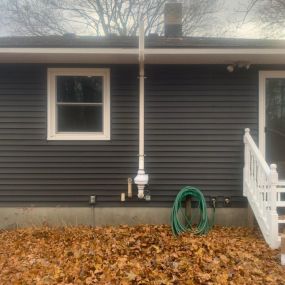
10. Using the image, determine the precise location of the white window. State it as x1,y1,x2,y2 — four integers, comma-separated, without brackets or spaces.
47,68,110,140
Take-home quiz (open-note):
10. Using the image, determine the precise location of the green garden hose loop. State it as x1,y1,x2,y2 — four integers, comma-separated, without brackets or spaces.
171,186,215,236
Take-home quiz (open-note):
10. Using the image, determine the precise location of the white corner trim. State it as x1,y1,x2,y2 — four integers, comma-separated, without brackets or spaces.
259,70,285,156
47,68,110,141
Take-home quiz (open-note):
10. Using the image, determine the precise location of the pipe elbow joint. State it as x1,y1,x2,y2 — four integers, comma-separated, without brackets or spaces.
137,189,145,199
134,172,149,199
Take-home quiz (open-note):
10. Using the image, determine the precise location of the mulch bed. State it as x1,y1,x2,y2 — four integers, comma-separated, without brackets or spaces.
0,225,284,284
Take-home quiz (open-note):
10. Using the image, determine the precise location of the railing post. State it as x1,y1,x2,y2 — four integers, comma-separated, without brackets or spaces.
269,163,279,249
243,128,250,197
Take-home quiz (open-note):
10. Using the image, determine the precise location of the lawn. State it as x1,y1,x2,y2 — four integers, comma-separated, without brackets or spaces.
0,225,284,284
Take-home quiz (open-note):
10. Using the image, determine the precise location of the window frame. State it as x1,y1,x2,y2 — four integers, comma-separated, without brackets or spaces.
47,68,110,140
259,71,285,156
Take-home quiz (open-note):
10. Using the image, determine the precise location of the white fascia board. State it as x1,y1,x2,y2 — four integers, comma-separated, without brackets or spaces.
145,48,285,55
0,48,139,63
1,47,285,55
0,47,138,54
1,47,285,64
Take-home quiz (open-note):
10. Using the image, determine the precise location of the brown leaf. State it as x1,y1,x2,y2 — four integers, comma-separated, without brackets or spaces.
0,225,283,284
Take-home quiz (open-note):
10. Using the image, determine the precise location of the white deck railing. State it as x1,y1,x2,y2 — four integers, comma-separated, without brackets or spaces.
243,128,280,249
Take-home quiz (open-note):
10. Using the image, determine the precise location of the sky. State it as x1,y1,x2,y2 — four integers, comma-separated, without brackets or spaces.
219,0,264,38
0,0,283,39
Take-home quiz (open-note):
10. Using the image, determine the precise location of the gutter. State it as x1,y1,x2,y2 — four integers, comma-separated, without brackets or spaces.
1,48,285,65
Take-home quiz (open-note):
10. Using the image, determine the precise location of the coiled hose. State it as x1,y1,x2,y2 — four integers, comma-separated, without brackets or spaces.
171,186,215,236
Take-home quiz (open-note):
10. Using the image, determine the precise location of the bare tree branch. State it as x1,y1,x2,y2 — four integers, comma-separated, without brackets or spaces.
1,0,222,37
239,0,285,38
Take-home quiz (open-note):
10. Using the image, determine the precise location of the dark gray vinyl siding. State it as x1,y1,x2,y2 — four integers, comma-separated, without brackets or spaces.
144,65,258,207
0,64,259,207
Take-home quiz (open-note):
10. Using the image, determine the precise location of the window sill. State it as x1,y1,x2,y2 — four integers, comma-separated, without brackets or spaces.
47,132,110,141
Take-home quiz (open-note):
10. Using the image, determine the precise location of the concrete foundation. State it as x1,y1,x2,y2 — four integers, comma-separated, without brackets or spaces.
0,207,248,229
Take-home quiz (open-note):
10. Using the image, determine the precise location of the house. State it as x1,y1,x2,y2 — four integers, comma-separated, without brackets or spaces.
0,3,285,247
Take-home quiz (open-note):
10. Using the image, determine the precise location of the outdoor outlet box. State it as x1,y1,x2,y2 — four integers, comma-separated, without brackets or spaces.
90,195,96,204
224,197,231,207
145,194,151,201
211,197,217,208
144,190,151,201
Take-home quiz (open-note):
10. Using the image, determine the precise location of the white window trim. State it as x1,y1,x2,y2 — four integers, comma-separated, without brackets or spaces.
47,68,110,140
259,71,285,156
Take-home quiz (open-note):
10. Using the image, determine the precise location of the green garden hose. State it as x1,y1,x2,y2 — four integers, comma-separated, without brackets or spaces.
171,186,215,236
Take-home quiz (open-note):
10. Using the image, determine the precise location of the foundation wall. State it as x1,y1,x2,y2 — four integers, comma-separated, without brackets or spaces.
0,207,249,229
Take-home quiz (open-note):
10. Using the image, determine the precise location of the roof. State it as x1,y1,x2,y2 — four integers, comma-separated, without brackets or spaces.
0,35,285,49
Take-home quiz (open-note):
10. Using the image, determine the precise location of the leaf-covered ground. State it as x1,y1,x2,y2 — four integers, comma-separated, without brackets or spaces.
0,225,284,284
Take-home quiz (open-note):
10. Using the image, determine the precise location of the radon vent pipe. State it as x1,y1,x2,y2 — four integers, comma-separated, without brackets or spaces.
134,20,149,199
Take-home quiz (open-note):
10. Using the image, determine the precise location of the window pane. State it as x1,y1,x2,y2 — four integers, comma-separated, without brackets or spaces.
57,106,103,132
57,76,103,103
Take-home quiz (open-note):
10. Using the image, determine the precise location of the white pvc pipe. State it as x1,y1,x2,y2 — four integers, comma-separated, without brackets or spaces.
134,20,149,199
139,21,145,167
139,61,144,169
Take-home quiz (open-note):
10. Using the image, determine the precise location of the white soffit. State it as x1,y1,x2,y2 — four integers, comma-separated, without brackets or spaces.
0,48,285,64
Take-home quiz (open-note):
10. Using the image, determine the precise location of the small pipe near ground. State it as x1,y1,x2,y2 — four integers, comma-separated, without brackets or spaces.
128,178,133,198
89,195,96,227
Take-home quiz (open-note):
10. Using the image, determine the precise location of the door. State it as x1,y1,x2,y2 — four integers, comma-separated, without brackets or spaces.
259,71,285,180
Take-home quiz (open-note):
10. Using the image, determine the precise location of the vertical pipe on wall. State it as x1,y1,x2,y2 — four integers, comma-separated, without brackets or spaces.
139,59,144,167
139,20,145,168
134,20,149,199
128,178,133,198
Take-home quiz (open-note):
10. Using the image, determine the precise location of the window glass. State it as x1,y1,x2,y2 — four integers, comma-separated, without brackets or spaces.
57,105,103,132
57,76,103,103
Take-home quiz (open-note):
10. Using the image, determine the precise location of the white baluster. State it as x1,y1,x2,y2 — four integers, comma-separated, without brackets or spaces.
243,128,250,196
269,164,279,249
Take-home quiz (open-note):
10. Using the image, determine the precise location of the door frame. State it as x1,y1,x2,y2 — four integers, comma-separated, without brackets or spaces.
259,70,285,158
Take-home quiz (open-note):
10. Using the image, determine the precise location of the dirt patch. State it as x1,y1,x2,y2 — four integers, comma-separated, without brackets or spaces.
0,225,283,284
